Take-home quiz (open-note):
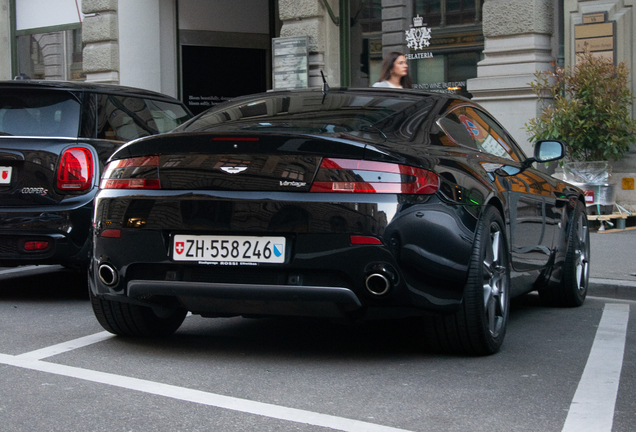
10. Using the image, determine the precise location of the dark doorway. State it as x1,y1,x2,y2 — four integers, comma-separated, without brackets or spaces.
181,45,267,115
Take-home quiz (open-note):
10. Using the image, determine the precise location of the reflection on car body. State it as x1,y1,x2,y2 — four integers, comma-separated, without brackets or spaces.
88,87,590,355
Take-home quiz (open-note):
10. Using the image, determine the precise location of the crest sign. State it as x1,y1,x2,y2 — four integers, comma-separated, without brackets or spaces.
405,15,431,51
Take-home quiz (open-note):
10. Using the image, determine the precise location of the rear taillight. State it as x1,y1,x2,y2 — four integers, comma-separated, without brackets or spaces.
23,241,49,251
310,158,439,194
57,147,93,191
100,156,160,189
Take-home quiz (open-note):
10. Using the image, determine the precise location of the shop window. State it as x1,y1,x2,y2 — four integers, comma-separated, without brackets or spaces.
350,0,383,87
16,28,84,81
415,0,442,27
448,52,479,82
411,51,482,96
358,0,383,33
414,0,483,27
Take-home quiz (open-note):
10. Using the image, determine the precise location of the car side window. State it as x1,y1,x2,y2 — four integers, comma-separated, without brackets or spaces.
96,94,159,141
439,106,522,162
437,111,477,149
467,108,523,162
95,94,191,141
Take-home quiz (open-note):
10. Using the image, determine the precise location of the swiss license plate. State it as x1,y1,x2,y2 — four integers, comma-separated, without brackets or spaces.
173,234,286,263
0,166,12,184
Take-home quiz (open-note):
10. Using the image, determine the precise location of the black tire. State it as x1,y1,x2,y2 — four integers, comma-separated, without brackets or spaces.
424,206,510,356
90,289,187,337
539,200,589,307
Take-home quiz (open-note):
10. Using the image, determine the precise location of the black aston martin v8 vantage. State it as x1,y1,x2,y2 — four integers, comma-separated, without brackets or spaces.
89,88,589,355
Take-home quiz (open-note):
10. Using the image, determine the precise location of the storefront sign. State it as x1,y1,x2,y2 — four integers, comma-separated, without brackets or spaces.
412,81,467,94
583,13,605,24
575,36,613,53
429,32,484,49
405,15,433,57
272,36,309,90
405,53,433,60
574,13,615,63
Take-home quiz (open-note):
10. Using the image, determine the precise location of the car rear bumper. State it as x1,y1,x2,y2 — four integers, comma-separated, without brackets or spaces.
89,191,481,320
0,204,92,267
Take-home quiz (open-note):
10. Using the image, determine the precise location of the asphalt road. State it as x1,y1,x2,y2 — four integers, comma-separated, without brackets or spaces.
0,265,634,432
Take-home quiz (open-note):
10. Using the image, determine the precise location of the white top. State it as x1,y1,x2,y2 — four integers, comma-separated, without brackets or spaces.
372,81,402,88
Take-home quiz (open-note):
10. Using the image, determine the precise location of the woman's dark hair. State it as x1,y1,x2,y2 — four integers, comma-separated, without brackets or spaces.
377,52,412,88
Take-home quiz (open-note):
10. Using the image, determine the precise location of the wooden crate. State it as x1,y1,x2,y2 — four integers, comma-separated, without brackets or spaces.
587,213,636,232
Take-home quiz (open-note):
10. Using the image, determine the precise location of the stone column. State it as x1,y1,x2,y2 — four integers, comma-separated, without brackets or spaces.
381,0,409,57
279,0,340,87
0,0,10,80
33,33,66,80
467,0,555,155
82,0,119,83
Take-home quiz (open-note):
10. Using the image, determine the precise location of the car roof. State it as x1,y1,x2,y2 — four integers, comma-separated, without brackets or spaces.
216,86,474,109
0,80,183,102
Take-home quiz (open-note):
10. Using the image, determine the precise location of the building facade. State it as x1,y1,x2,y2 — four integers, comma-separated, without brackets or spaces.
1,0,636,207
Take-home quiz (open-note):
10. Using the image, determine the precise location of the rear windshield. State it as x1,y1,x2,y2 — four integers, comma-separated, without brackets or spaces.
0,90,81,137
179,91,437,140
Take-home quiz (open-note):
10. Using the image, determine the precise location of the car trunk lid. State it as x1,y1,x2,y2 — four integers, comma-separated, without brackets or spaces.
0,137,89,207
110,132,376,192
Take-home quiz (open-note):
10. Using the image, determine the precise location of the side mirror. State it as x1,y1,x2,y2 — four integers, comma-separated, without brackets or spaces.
534,140,565,162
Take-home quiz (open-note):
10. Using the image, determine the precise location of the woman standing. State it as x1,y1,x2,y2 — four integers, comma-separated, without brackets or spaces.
372,52,412,89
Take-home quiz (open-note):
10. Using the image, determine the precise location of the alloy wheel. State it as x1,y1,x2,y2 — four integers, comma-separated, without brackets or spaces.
482,224,508,338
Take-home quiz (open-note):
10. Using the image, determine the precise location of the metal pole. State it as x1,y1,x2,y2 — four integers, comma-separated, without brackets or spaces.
339,0,350,86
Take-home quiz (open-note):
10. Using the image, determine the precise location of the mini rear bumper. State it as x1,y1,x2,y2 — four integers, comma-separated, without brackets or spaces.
0,204,92,267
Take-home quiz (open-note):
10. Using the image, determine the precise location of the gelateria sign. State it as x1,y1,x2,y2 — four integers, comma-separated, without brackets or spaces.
405,15,433,59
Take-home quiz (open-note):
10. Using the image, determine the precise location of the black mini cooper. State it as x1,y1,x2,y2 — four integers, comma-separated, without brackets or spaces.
0,80,192,270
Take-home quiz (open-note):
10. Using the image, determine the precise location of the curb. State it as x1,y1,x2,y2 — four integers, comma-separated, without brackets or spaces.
589,278,636,301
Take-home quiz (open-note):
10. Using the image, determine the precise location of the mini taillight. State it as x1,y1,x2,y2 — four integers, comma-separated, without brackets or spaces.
310,158,439,194
57,147,93,191
100,156,160,189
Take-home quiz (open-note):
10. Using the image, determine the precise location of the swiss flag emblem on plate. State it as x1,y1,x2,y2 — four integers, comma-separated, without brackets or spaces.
0,167,11,184
175,242,184,255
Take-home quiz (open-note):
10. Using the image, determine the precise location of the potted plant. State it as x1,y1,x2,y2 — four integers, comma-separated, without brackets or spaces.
526,51,636,213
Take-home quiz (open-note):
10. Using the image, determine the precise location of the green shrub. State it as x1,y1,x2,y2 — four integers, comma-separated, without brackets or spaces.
526,52,636,162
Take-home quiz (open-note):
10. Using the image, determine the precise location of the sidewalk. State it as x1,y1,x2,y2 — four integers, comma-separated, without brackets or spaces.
589,228,636,301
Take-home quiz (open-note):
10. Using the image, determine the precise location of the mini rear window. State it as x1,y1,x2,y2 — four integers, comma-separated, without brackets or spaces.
0,90,81,138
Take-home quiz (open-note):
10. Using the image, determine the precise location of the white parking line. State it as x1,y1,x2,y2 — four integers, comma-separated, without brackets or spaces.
0,344,411,432
562,303,630,432
15,331,115,361
1,302,629,431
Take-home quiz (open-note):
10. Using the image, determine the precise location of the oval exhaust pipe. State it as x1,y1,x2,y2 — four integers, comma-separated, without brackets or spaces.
98,263,118,286
365,273,391,296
